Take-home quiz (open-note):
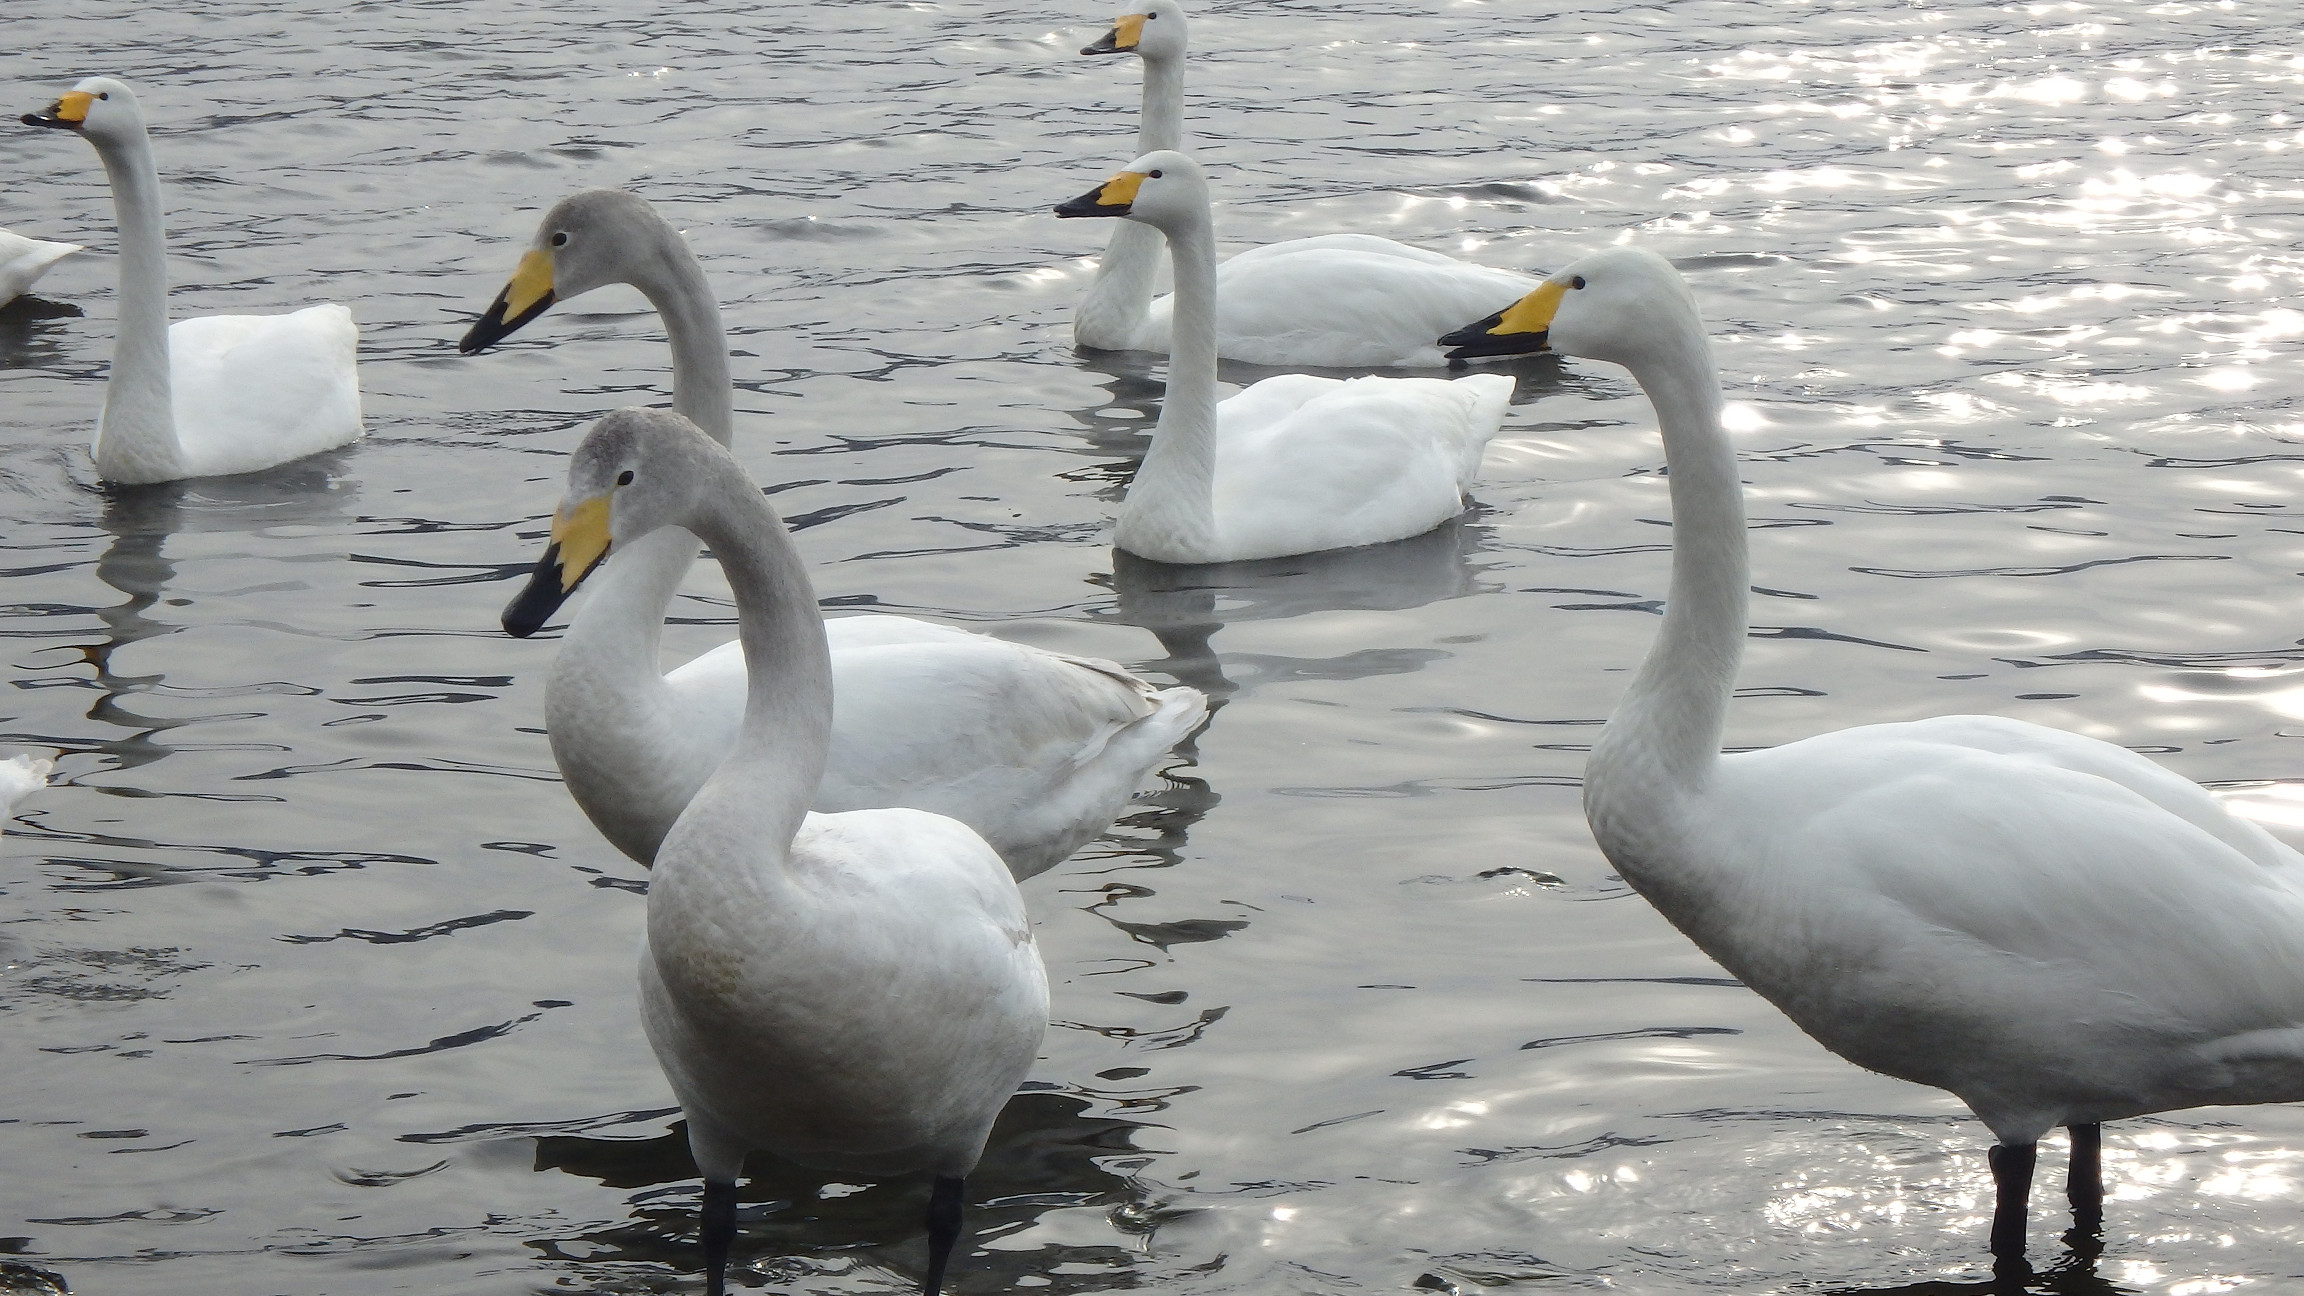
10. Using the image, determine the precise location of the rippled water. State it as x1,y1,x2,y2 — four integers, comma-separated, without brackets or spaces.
5,1,2304,1293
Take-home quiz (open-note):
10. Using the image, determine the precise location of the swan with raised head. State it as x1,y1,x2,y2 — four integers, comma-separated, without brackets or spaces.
1442,247,2304,1271
465,190,1204,875
1058,152,1513,564
1069,4,1538,366
0,230,79,306
20,78,361,485
505,408,1046,1296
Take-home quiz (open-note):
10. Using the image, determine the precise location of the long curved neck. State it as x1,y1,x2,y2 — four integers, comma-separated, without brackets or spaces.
670,468,833,862
89,125,182,479
1590,333,1742,798
1115,206,1220,559
1073,53,1187,349
632,243,734,448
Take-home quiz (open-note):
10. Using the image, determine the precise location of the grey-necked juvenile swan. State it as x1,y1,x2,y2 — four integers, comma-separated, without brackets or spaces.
20,78,361,484
1068,2,1538,366
1443,247,2304,1270
1058,153,1513,564
504,408,1047,1296
465,190,1204,877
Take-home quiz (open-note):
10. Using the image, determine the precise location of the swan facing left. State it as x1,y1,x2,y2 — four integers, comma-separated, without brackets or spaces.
505,408,1048,1296
1443,247,2304,1273
19,78,361,485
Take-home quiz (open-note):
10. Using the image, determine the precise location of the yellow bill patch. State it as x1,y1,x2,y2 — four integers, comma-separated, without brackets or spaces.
502,249,556,321
1097,170,1148,208
550,495,612,593
1492,279,1569,337
1111,13,1146,48
54,90,94,123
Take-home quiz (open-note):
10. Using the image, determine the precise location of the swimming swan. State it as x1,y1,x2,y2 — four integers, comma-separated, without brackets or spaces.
1442,247,2304,1269
464,190,1205,876
0,230,80,306
505,408,1047,1296
0,754,52,821
1059,152,1513,564
1069,3,1537,367
20,78,361,485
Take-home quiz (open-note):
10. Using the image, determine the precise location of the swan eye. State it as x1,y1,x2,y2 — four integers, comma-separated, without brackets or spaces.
1148,169,1163,178
1570,275,1587,290
551,232,569,247
97,92,110,101
616,470,634,486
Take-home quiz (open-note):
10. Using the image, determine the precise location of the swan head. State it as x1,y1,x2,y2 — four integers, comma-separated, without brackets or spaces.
502,407,721,637
461,189,682,354
1080,0,1188,62
21,77,145,146
1439,247,1704,369
1054,149,1207,234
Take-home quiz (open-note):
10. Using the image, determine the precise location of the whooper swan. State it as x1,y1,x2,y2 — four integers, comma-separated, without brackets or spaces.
20,78,361,485
463,189,1205,876
1443,246,2304,1271
506,407,1046,1296
1058,152,1513,564
0,230,79,307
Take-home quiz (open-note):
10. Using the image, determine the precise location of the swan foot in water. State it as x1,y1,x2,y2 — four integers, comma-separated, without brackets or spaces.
2062,1123,2104,1259
701,1178,737,1296
923,1175,965,1296
1988,1141,2036,1274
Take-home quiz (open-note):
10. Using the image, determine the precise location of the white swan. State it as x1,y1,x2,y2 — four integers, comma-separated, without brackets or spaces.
0,230,79,306
20,78,361,485
1442,247,2304,1269
0,754,52,820
507,408,1047,1296
1058,152,1513,564
1068,4,1538,367
465,190,1204,876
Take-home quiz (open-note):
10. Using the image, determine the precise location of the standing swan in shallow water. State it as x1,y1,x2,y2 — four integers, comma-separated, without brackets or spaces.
1058,153,1513,564
505,408,1047,1296
1444,247,2304,1272
1068,2,1537,367
20,78,361,485
465,190,1204,876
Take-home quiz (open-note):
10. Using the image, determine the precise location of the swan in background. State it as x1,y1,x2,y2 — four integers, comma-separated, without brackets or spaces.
506,408,1046,1296
0,230,79,306
1067,4,1538,366
19,78,361,485
464,190,1204,875
0,754,52,820
1058,152,1512,564
1442,247,2304,1270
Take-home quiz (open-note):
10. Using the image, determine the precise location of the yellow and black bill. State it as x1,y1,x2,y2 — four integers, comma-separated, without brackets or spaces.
459,249,558,355
21,90,92,131
501,496,611,637
1080,13,1145,55
1439,279,1567,362
1055,169,1147,219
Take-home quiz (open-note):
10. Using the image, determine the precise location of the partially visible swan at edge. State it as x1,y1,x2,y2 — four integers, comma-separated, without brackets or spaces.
505,407,1047,1296
0,230,79,306
1058,152,1513,564
1069,1,1538,367
462,190,1204,876
1442,247,2304,1270
20,78,361,484
0,754,52,820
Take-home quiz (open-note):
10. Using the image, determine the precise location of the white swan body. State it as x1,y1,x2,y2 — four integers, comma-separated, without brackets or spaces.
0,230,80,306
1070,4,1536,366
509,408,1046,1295
22,78,361,485
466,190,1203,875
1059,153,1513,564
0,754,53,819
1443,246,2304,1263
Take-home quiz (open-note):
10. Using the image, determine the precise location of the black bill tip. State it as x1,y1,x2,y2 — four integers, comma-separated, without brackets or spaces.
1438,309,1547,363
502,543,576,638
1080,29,1127,55
1055,187,1129,219
459,287,556,355
21,110,76,130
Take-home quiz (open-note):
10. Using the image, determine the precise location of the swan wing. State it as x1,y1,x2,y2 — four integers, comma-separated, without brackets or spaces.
168,303,363,478
1205,372,1512,559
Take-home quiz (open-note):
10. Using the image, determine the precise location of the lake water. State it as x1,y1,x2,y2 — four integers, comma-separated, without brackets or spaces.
5,1,2303,1293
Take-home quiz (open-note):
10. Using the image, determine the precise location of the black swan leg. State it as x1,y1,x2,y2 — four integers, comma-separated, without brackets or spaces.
1988,1140,2037,1276
702,1178,738,1296
922,1174,966,1296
